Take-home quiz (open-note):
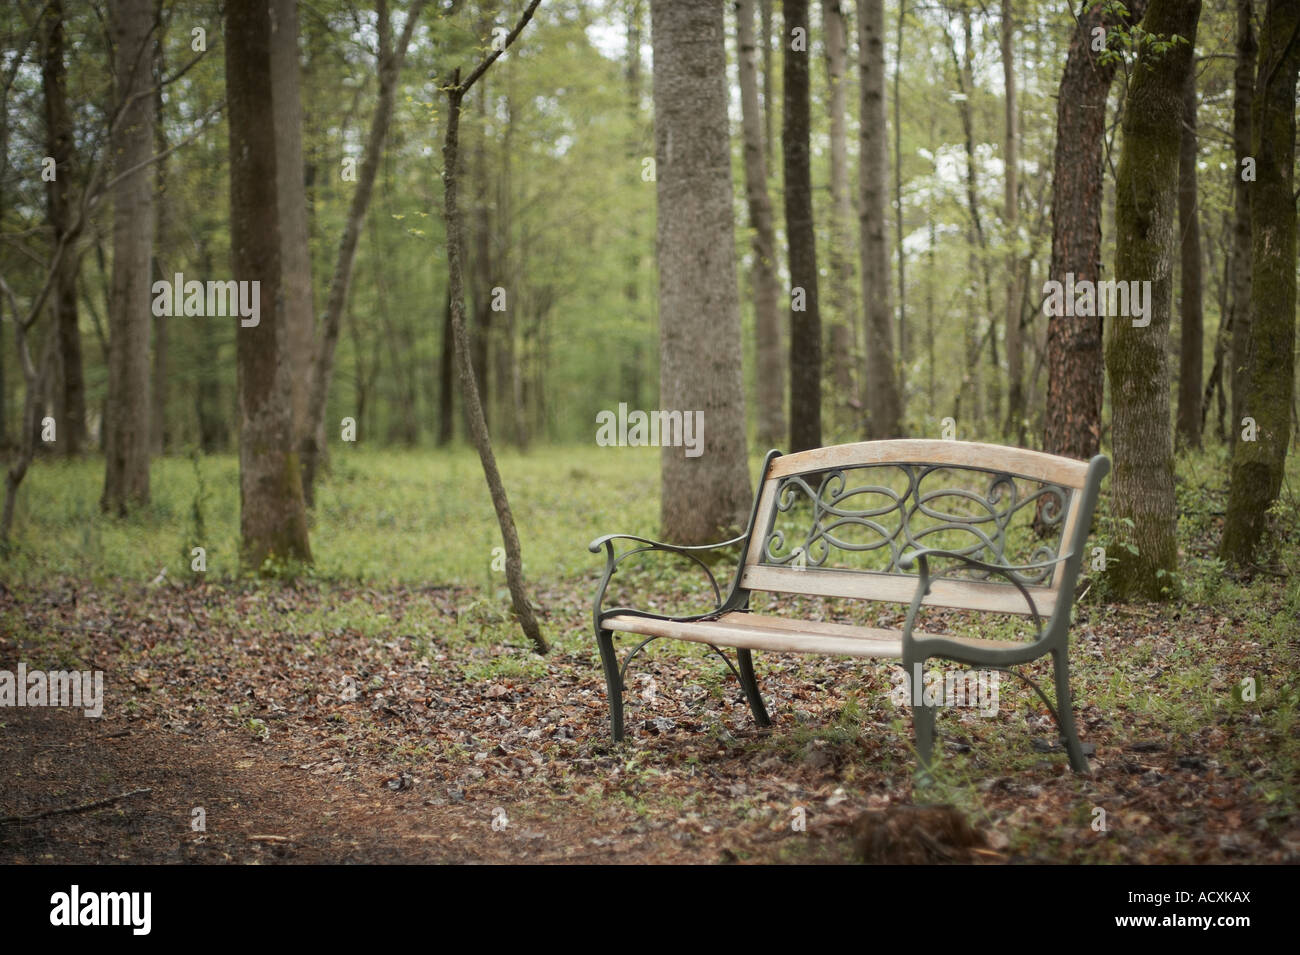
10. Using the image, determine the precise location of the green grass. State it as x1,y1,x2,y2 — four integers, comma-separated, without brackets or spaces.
1,445,667,586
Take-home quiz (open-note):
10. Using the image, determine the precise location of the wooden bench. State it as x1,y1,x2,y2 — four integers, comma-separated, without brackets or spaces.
589,439,1110,774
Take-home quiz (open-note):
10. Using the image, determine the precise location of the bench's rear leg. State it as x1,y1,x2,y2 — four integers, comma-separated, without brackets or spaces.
1052,647,1090,774
596,628,624,742
736,649,771,728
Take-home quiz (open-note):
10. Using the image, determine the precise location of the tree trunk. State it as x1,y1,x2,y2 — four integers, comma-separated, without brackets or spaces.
300,0,425,504
1221,0,1300,565
893,0,907,379
1229,0,1257,451
823,0,858,431
761,0,775,171
438,286,455,445
41,0,86,456
270,0,316,448
1176,67,1203,449
1042,0,1148,462
1001,0,1025,442
739,0,785,448
440,2,548,653
651,0,753,538
784,0,822,451
151,11,168,456
1105,0,1200,600
859,0,901,439
225,0,312,569
101,0,155,515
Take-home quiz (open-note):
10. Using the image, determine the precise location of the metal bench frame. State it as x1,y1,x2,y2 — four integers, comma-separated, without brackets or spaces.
589,440,1110,775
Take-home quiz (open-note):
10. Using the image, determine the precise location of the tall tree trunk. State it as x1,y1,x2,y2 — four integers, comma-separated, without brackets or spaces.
101,0,155,515
150,6,168,455
1001,0,1025,442
1042,0,1149,462
225,0,312,569
1221,0,1300,565
761,0,775,171
950,5,996,428
41,0,85,456
1176,67,1203,449
622,0,646,417
270,0,316,448
1229,0,1257,451
859,0,901,439
739,0,785,448
1105,0,1200,600
438,286,455,445
893,0,907,379
785,0,823,451
440,2,547,653
468,80,493,435
301,0,425,504
823,0,858,431
652,0,753,538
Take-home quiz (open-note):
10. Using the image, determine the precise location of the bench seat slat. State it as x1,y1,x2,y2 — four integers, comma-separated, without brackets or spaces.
738,564,1056,616
602,612,1023,660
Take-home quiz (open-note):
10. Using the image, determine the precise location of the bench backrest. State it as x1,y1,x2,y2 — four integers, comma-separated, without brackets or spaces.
736,440,1108,621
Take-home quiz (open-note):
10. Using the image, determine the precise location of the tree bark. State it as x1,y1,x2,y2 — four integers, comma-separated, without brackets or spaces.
859,0,901,439
761,0,775,171
652,0,753,538
438,286,455,445
1176,66,1203,449
225,0,312,569
101,0,155,515
1105,0,1200,600
785,0,822,451
1228,0,1257,451
270,0,316,448
1043,0,1149,462
41,0,86,456
739,0,785,448
1001,0,1025,442
823,0,858,431
300,0,425,505
893,0,907,379
1221,0,1300,565
440,1,548,653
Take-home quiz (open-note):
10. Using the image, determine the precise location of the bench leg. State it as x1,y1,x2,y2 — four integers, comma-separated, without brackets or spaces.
596,628,624,743
1052,647,1090,774
736,649,771,728
904,657,937,781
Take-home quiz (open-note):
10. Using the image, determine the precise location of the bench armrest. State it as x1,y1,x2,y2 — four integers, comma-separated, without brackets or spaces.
589,533,748,625
897,547,1074,659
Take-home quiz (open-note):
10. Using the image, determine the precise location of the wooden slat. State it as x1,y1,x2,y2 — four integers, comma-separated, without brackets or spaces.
767,440,1090,489
601,611,1023,658
738,564,1056,616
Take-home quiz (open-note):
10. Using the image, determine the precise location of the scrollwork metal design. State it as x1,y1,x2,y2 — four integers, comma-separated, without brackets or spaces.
762,463,1069,586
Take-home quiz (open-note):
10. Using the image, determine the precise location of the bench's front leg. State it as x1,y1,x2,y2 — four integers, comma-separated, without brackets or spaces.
736,649,771,728
1052,646,1090,774
596,627,625,743
906,658,937,780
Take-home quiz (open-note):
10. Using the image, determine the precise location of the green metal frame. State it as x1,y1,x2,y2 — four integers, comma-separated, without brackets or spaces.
588,448,1111,775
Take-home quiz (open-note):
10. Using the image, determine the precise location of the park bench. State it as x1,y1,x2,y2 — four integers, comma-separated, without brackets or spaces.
589,439,1110,774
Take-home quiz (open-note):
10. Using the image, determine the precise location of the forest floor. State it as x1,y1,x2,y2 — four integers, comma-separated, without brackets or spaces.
1,448,1297,864
1,571,1296,864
